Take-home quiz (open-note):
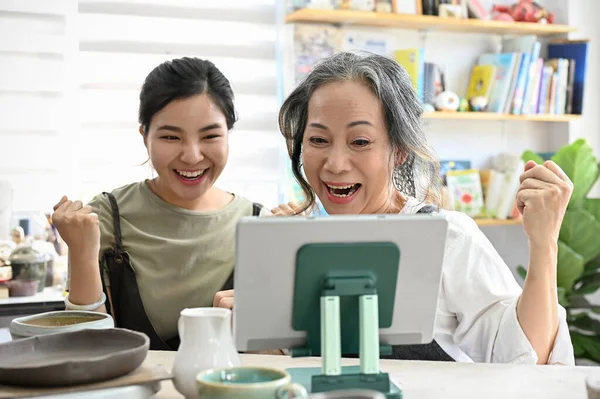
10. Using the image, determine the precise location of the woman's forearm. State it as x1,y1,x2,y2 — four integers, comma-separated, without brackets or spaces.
67,247,106,313
516,241,559,364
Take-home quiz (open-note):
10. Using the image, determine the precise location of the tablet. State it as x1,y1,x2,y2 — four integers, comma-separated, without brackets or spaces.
233,213,449,352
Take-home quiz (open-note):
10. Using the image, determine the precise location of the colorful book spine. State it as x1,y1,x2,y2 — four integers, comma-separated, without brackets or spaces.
548,40,589,115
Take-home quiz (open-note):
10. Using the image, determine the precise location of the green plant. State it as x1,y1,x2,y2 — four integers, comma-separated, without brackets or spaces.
519,139,600,363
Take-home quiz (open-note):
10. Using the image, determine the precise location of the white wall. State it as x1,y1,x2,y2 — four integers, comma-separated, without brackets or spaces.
0,0,281,236
76,0,281,207
0,0,79,239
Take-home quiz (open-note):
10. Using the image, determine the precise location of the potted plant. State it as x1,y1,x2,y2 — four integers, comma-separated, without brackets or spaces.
520,138,600,364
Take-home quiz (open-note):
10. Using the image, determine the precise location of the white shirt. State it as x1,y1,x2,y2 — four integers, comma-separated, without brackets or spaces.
401,198,575,365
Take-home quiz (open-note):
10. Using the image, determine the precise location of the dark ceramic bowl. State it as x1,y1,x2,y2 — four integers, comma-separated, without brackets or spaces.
0,328,150,387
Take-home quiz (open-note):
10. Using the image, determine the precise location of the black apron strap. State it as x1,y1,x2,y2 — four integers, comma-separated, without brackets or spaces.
103,192,123,252
101,192,174,351
252,202,263,216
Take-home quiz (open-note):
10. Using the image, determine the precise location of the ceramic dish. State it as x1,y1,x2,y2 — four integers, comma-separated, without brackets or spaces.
10,310,114,340
0,328,150,387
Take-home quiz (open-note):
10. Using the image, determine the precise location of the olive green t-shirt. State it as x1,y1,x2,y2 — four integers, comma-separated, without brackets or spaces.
83,181,267,341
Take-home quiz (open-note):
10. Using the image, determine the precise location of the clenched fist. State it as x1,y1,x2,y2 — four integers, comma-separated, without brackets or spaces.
517,160,573,247
270,201,304,217
52,196,101,256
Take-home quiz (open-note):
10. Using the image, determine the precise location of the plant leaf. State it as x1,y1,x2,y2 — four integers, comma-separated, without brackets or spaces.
516,265,527,281
552,139,600,204
570,330,588,357
558,287,569,308
559,209,600,263
570,314,600,335
573,267,600,296
566,295,600,313
570,331,600,363
521,150,545,165
582,256,600,277
585,198,600,221
557,241,586,293
573,279,600,296
569,311,587,323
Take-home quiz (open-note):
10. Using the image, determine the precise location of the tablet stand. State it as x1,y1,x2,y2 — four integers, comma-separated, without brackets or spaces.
287,242,402,399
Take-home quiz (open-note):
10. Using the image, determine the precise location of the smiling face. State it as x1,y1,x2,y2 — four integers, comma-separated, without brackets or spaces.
144,93,229,209
301,80,398,215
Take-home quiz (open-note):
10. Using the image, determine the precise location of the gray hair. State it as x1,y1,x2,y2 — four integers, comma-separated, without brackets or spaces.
279,51,441,213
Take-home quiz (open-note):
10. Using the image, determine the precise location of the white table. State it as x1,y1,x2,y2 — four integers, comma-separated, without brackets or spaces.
145,351,595,399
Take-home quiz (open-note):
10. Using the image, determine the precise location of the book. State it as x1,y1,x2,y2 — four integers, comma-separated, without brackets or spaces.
446,169,484,217
565,59,576,114
501,35,539,115
440,160,471,177
547,39,589,115
478,52,519,113
537,65,553,114
394,48,425,102
465,64,496,101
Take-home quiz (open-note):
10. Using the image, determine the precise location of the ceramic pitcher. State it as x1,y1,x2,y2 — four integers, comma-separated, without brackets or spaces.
172,307,241,399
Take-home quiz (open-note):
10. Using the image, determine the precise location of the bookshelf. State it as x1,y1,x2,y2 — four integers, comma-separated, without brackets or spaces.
474,218,522,227
422,112,580,122
281,7,583,229
285,9,575,36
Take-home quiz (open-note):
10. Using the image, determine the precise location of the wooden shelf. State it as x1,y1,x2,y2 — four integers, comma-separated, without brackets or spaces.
422,112,580,122
285,9,575,36
474,218,523,227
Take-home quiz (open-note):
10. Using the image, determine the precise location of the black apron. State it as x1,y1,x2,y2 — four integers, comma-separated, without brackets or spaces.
99,192,263,351
344,204,455,362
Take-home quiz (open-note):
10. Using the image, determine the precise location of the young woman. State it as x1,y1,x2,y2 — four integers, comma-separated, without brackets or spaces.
219,51,575,365
52,57,267,350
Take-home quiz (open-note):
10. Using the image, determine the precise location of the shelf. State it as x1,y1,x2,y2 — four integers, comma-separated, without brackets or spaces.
422,112,580,122
285,9,575,36
474,218,523,227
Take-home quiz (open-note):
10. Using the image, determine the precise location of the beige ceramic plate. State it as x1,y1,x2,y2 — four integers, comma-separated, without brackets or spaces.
0,328,149,387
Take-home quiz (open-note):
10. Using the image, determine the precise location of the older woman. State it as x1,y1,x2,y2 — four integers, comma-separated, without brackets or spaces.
218,51,574,365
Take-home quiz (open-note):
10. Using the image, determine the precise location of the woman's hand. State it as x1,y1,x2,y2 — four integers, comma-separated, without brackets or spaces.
517,160,573,247
270,202,304,217
213,289,234,310
516,160,572,363
52,196,100,256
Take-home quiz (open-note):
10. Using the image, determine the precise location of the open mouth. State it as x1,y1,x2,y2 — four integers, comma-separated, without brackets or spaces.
325,183,361,198
174,169,208,181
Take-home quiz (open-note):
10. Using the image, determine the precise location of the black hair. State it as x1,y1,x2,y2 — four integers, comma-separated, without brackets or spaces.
138,57,236,134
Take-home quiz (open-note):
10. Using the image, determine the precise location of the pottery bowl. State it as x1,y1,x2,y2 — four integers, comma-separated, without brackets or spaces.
10,310,114,340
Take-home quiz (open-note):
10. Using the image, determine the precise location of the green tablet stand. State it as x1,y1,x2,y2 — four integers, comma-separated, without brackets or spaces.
287,242,402,399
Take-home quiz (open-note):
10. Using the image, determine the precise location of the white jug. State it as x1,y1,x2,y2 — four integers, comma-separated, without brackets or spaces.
172,307,241,398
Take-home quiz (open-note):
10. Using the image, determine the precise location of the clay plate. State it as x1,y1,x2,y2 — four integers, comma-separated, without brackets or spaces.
0,328,150,387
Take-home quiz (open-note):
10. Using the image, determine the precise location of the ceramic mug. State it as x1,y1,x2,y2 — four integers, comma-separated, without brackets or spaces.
196,366,308,399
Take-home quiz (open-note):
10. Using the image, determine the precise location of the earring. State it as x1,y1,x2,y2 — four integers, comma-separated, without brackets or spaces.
392,165,403,192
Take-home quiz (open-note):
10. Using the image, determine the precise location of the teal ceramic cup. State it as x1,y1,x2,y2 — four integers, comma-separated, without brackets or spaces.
196,366,308,399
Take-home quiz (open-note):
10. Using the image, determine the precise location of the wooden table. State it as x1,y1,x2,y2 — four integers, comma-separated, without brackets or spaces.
145,351,595,399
